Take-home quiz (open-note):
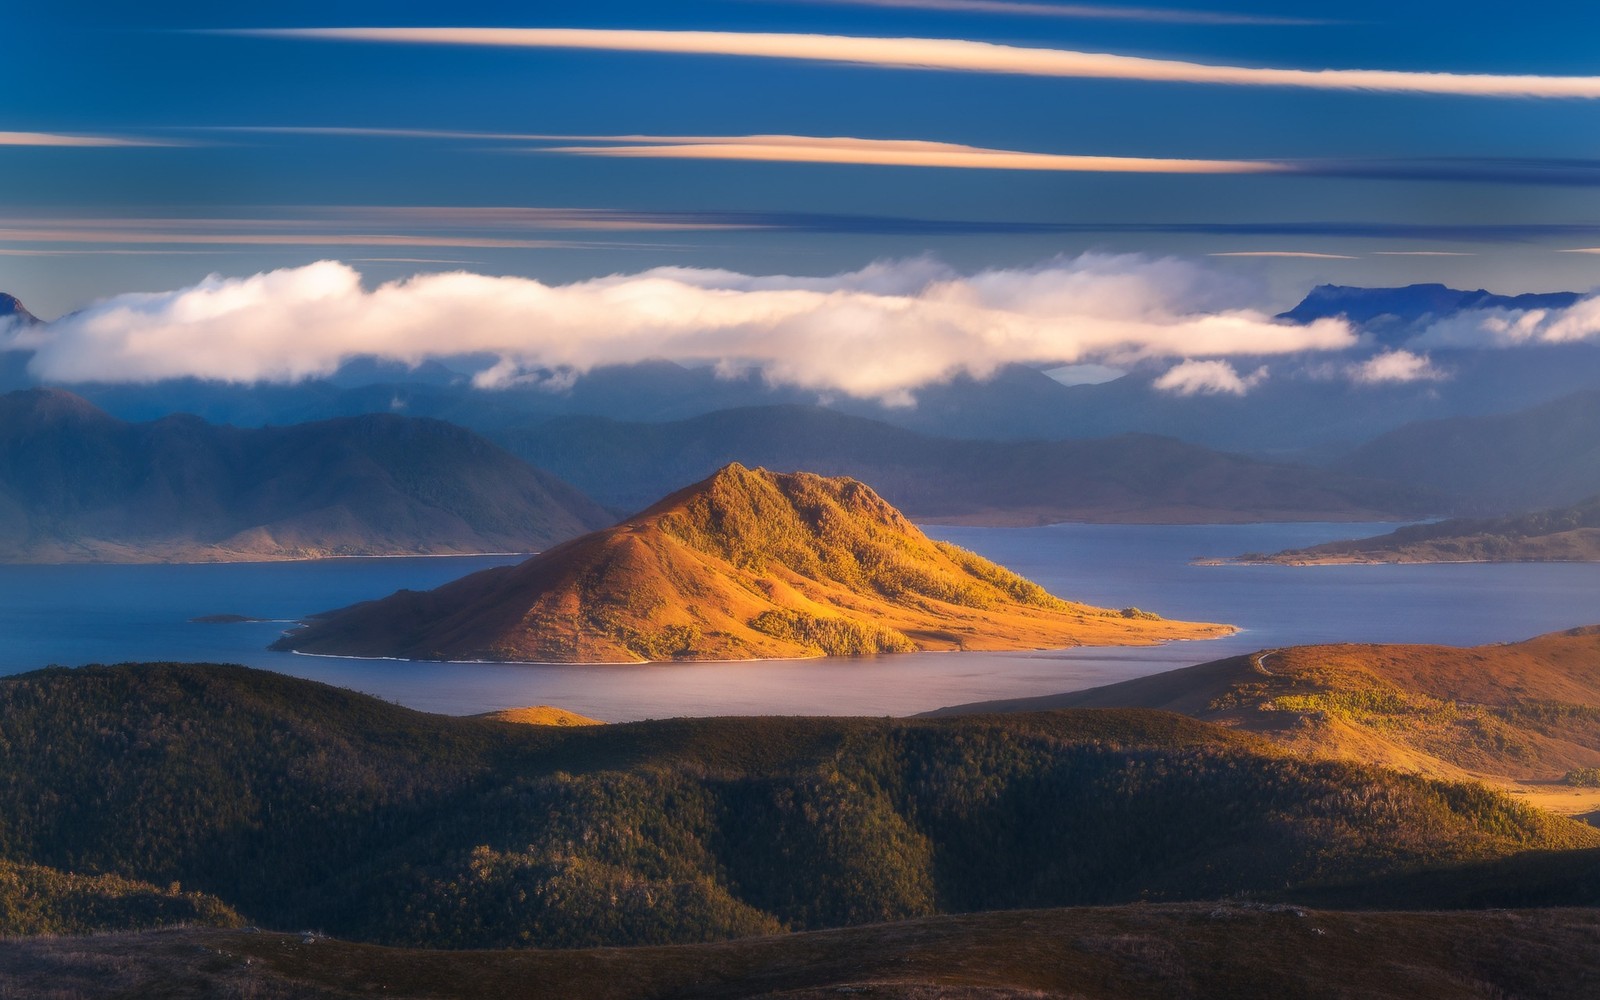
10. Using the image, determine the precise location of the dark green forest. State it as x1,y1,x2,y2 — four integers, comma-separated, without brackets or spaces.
1,663,1593,947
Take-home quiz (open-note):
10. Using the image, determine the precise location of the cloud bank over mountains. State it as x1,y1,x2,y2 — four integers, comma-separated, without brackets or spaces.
3,255,1355,401
7,255,1596,401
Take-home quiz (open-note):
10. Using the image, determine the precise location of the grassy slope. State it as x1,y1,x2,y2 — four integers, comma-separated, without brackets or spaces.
7,906,1600,1000
277,464,1231,662
943,626,1600,815
1243,494,1600,564
2,662,1593,948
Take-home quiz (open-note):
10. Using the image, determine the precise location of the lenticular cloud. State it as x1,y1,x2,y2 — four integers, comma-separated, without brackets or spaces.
5,255,1355,400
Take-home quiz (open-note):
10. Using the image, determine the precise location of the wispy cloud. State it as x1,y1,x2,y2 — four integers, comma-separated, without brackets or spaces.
240,27,1600,98
1348,349,1447,384
771,0,1333,26
1153,359,1268,396
1369,251,1475,256
0,130,179,148
1418,295,1600,348
1209,251,1358,259
540,134,1288,174
2,255,1354,397
206,127,1600,187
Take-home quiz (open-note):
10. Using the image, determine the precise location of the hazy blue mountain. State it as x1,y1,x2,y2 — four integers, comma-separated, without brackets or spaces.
496,404,1438,523
0,389,612,562
0,293,39,327
1279,283,1583,347
1333,388,1600,513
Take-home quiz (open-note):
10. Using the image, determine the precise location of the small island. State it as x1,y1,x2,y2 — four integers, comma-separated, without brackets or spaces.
275,464,1233,663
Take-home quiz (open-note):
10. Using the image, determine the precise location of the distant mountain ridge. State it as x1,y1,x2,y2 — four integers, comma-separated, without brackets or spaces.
1279,283,1582,346
498,404,1439,523
0,389,612,562
276,464,1231,662
1333,388,1600,512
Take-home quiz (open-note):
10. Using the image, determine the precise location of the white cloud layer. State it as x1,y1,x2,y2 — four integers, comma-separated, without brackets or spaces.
1348,349,1447,384
1152,359,1268,396
1417,295,1600,348
3,256,1355,400
247,27,1600,98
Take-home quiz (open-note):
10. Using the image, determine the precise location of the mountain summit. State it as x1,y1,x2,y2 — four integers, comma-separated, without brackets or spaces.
277,464,1231,662
0,293,38,326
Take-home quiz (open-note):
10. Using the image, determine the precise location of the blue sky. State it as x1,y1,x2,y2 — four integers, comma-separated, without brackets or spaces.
6,0,1600,318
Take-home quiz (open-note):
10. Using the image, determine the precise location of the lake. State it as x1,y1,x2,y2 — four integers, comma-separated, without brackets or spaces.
2,522,1596,721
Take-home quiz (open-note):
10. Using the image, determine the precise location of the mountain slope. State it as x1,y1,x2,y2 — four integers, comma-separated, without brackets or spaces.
939,626,1600,816
498,405,1438,523
1334,388,1600,512
1245,495,1600,564
0,389,613,562
0,662,1593,950
276,464,1233,662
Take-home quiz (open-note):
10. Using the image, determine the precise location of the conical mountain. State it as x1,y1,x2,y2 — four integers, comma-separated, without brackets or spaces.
277,464,1232,662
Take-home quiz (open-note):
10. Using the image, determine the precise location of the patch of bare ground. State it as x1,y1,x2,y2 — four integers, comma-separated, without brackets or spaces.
5,905,1600,1000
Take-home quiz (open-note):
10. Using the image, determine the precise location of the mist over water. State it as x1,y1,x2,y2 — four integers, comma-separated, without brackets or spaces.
1,522,1596,722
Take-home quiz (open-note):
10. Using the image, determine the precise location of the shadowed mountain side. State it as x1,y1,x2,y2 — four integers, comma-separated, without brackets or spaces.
929,626,1600,815
1334,389,1600,513
275,464,1233,662
10,906,1600,1000
497,406,1438,524
0,389,612,562
1243,495,1600,564
1,662,1595,950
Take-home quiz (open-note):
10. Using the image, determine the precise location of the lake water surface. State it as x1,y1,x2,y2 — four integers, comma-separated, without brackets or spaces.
2,522,1596,721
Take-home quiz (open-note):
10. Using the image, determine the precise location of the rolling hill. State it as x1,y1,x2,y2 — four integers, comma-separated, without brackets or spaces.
1242,495,1600,564
497,405,1438,523
937,626,1600,817
0,661,1593,951
274,464,1233,662
0,388,612,562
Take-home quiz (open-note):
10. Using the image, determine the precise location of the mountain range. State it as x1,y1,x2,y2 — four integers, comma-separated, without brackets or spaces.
1333,388,1600,513
276,464,1230,662
497,405,1438,523
0,389,611,562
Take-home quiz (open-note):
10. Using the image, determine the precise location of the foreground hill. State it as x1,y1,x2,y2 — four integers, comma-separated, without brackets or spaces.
0,389,612,562
276,464,1232,662
2,662,1592,949
1335,388,1600,513
942,627,1600,817
8,905,1600,1000
1243,495,1600,564
498,405,1437,523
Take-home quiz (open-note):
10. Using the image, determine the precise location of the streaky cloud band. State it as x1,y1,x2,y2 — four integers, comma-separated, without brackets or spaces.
236,27,1600,98
771,0,1334,27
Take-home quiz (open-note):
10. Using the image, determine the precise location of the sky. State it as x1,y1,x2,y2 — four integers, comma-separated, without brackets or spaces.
3,1,1600,394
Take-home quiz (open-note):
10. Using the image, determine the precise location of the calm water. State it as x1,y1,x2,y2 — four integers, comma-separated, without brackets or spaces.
2,523,1597,721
